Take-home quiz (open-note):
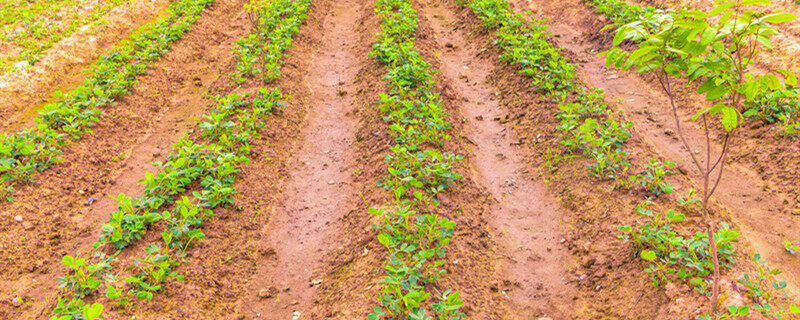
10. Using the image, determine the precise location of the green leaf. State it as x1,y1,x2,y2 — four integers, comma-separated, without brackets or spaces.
706,84,729,101
61,255,75,268
721,106,739,131
761,74,781,90
613,27,628,46
641,250,657,261
700,28,716,45
776,69,798,86
377,233,393,246
789,304,800,314
761,13,796,24
737,305,750,315
83,303,104,320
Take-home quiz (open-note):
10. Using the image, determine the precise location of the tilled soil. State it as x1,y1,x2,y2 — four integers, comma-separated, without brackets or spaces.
521,0,800,301
0,0,172,131
3,0,800,318
237,0,362,318
0,0,252,316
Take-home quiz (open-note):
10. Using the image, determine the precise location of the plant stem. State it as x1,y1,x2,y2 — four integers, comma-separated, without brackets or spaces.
663,69,721,312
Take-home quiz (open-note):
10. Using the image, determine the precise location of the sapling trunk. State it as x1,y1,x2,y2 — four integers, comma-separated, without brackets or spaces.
662,70,728,312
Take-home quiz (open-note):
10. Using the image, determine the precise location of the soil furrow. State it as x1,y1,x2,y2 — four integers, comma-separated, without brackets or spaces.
0,0,171,130
416,0,578,317
237,1,362,319
0,0,251,316
522,0,800,299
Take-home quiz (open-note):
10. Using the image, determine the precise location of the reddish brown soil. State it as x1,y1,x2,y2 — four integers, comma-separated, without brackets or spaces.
0,0,253,316
237,0,362,318
417,0,578,317
519,0,800,301
0,0,171,131
3,0,800,317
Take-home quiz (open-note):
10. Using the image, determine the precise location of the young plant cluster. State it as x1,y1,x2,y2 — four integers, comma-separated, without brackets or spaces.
459,0,633,180
367,0,465,318
603,0,800,314
618,203,739,291
50,1,309,317
0,0,214,202
457,0,781,317
0,0,133,74
231,0,310,83
585,0,659,28
51,88,284,320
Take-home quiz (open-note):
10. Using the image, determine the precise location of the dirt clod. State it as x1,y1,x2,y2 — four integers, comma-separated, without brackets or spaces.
258,287,278,299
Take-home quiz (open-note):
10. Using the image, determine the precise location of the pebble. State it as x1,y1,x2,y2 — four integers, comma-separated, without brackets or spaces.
22,222,33,230
13,61,29,69
258,287,278,299
292,311,301,320
13,215,23,222
11,297,22,307
328,180,335,185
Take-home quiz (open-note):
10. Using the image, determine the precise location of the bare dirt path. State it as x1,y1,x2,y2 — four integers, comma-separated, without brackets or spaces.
0,0,171,130
0,0,251,316
417,0,577,317
238,1,362,318
522,0,800,299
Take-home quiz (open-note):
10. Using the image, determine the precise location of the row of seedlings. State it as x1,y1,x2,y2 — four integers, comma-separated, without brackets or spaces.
49,0,310,318
367,0,466,319
459,0,800,317
0,0,214,202
0,0,135,73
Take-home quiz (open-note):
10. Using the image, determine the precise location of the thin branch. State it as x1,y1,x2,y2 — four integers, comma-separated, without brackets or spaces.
664,70,704,172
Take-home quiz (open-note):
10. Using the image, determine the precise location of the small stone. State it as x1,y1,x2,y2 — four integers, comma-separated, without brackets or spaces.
258,287,278,299
292,311,302,320
13,61,29,69
664,129,675,136
11,297,22,307
310,279,322,286
13,215,23,222
608,74,618,80
538,318,553,320
22,222,33,230
328,180,335,185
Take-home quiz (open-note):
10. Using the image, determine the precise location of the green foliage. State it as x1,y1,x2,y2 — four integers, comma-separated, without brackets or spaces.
232,0,310,83
461,0,633,181
57,253,114,298
0,0,216,202
620,158,676,196
699,254,800,319
618,204,739,289
0,0,133,74
586,0,660,27
50,298,104,320
601,1,798,132
737,254,800,319
49,3,305,312
367,0,465,318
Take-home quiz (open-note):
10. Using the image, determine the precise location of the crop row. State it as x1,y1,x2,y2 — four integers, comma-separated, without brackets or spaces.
231,0,309,83
0,0,134,74
366,0,465,318
461,0,800,317
0,0,214,202
48,0,310,319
